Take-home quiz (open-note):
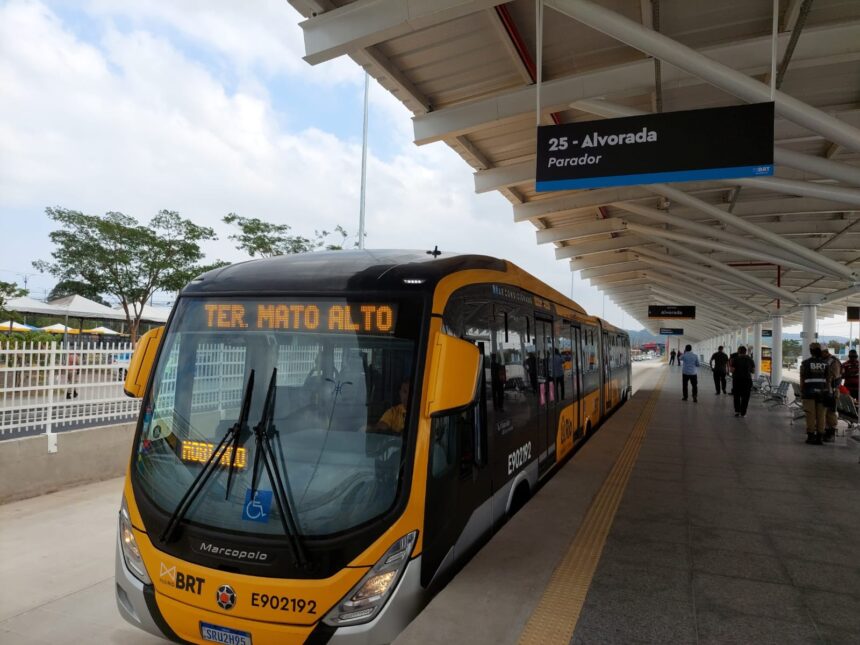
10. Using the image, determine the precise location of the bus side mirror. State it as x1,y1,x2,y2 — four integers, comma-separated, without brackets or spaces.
426,332,481,417
124,327,164,398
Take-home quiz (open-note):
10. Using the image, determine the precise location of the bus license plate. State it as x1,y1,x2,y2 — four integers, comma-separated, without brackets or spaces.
200,622,252,645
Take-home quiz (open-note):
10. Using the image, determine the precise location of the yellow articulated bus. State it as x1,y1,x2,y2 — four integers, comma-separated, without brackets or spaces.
116,250,631,645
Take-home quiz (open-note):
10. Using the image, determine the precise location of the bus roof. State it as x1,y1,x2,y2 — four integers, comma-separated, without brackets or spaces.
183,250,505,295
183,249,597,322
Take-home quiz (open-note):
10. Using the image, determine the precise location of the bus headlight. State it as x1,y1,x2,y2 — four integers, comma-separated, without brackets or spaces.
119,498,151,584
323,531,417,626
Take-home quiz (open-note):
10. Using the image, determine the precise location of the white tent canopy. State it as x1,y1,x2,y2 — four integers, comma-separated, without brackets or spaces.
5,295,126,320
83,326,122,335
114,304,171,324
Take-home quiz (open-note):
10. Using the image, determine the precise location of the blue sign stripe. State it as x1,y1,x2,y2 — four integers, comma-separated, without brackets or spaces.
535,164,773,192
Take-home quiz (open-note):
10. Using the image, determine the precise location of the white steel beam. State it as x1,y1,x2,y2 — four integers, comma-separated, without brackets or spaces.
733,176,860,206
819,285,860,306
555,235,645,259
414,20,860,144
358,46,432,113
546,0,860,153
635,235,800,302
650,185,858,280
623,221,828,275
617,204,833,275
486,8,533,84
647,271,768,315
512,182,720,221
569,251,637,271
536,218,627,244
633,248,783,304
579,261,649,279
649,286,748,326
301,0,506,65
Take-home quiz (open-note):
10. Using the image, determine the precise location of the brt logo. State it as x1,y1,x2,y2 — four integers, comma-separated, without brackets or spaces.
160,562,205,595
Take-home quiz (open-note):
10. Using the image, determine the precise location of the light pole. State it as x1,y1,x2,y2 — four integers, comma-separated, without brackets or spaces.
358,72,369,250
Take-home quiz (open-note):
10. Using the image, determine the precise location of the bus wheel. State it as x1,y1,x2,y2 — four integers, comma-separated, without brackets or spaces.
509,482,530,517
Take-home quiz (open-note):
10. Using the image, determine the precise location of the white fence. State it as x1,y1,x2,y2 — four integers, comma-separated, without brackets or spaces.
0,342,140,448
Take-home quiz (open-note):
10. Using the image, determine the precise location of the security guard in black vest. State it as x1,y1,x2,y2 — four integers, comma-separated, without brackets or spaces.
799,342,831,445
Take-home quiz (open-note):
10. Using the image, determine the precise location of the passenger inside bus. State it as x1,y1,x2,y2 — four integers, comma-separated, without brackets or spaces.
371,380,410,434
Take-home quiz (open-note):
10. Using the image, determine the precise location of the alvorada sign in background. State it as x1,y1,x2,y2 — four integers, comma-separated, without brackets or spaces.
648,305,696,320
536,102,774,191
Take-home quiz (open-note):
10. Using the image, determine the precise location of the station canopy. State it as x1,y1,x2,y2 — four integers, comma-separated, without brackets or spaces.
291,0,860,341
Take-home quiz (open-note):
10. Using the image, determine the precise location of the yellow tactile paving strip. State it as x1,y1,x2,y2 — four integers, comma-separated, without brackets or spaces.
518,372,667,645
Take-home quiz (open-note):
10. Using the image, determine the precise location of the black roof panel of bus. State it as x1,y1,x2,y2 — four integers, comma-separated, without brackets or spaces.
182,249,507,295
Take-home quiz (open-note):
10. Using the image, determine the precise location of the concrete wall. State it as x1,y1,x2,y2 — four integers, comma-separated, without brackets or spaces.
0,422,135,504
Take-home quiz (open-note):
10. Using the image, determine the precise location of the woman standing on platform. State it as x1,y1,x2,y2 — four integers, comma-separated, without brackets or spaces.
731,346,755,417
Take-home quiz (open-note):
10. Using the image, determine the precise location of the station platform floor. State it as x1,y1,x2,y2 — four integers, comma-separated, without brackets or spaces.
1,361,858,644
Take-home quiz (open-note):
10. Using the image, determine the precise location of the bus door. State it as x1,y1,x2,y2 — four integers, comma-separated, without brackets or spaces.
535,317,557,474
572,325,583,439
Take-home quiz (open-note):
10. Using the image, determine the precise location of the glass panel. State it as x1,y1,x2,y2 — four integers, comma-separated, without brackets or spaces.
134,297,419,538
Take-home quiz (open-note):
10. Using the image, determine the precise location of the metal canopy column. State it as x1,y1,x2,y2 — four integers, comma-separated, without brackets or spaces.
801,303,818,359
772,315,783,386
753,322,763,378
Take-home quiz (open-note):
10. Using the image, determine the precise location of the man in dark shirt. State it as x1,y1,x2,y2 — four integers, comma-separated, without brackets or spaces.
731,346,755,417
710,345,729,395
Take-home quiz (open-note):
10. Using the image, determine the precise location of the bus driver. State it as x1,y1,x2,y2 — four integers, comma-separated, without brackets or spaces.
373,380,410,434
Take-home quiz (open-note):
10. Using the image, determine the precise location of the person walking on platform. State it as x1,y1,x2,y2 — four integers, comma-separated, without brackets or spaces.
731,346,755,417
727,348,738,394
679,344,699,402
821,347,842,441
669,348,676,365
843,349,859,402
710,345,729,395
799,342,831,445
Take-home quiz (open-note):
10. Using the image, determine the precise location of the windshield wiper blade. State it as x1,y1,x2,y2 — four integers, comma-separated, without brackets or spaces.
160,370,255,544
226,369,255,499
250,368,308,568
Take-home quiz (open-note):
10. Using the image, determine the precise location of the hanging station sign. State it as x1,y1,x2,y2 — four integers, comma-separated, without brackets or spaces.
535,102,774,191
848,306,860,322
762,329,773,338
659,328,684,336
648,305,696,319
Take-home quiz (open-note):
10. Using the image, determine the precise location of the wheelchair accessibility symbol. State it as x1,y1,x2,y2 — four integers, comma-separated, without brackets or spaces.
242,489,273,523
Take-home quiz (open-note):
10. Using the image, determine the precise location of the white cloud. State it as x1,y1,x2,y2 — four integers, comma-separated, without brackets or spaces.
85,0,362,86
0,0,641,329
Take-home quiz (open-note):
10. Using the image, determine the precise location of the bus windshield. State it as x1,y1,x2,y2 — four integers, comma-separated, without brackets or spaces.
133,297,419,538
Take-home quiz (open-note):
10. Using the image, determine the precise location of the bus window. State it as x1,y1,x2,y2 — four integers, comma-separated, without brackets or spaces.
555,319,574,402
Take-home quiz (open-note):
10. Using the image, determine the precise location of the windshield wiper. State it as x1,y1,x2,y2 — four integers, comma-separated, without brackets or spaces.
249,368,308,568
160,370,256,544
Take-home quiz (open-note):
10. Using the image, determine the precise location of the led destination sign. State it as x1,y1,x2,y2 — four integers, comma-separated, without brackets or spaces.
181,441,247,469
202,302,397,334
536,102,774,191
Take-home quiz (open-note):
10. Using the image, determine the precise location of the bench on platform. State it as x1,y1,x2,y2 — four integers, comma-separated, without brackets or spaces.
766,381,791,409
752,375,772,397
837,392,859,431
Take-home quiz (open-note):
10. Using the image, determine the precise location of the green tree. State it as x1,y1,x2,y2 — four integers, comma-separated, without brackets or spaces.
223,214,357,257
34,208,224,341
782,339,801,361
48,279,109,305
0,280,26,315
826,339,842,353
